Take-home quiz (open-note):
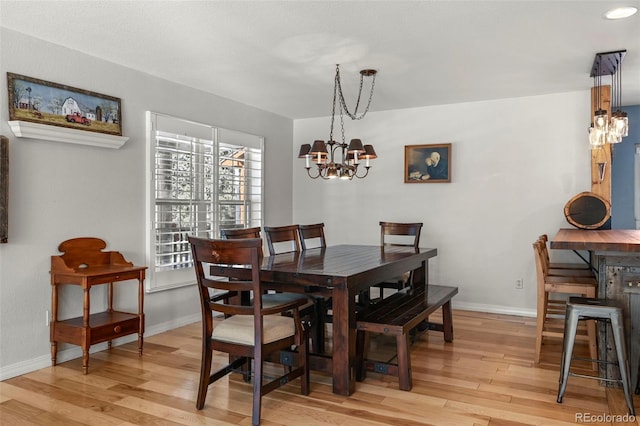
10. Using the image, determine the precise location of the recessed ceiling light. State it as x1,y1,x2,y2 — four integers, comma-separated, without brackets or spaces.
605,6,638,19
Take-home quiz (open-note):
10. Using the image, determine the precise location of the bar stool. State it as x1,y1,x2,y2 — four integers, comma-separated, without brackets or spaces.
557,297,635,416
533,239,598,366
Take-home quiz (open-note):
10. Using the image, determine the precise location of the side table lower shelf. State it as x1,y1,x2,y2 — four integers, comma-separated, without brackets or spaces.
50,310,144,374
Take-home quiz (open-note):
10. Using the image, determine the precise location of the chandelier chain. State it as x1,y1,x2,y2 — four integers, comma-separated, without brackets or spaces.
335,64,376,120
339,101,346,146
329,70,338,144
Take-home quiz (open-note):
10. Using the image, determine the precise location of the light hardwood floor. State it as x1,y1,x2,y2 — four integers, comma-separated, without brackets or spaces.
1,309,638,425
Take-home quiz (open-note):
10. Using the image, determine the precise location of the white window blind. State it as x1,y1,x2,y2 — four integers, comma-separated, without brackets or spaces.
146,112,263,292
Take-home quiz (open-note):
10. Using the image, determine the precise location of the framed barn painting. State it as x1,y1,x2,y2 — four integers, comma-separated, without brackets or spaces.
7,73,122,136
404,143,452,183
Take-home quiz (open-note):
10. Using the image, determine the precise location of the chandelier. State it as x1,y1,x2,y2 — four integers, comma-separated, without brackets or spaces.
589,50,629,147
298,64,378,180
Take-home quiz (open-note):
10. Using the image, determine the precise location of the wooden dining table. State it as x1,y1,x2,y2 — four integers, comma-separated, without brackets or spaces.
550,228,640,388
224,244,438,396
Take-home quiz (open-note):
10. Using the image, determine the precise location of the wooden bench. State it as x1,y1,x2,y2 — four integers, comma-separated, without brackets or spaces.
355,284,458,390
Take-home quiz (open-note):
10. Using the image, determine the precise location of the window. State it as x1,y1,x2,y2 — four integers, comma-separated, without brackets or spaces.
146,112,263,292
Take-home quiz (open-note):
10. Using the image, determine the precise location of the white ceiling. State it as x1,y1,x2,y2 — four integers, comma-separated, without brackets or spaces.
1,0,639,119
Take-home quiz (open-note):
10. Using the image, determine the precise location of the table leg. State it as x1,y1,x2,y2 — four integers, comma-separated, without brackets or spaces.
82,286,90,374
138,333,144,357
138,277,145,357
50,283,58,366
627,291,640,391
82,344,90,375
331,286,355,396
51,342,57,366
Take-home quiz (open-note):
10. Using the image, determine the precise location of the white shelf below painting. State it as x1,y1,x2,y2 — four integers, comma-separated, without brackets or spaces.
8,120,128,149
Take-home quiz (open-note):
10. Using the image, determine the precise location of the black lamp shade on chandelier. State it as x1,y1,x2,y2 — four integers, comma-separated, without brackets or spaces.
299,64,378,180
589,50,629,147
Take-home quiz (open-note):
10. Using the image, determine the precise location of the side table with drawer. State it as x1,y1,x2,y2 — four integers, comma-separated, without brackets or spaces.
50,237,147,374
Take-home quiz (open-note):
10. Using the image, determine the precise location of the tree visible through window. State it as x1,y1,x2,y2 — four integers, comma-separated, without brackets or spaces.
146,112,263,291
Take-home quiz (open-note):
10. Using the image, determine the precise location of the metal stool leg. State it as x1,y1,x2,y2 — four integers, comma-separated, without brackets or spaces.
610,313,636,416
557,304,579,403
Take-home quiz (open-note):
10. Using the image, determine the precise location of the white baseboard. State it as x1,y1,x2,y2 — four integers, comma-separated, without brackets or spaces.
0,313,200,381
453,301,536,317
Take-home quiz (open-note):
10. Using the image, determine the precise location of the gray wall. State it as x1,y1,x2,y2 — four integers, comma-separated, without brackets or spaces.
0,28,294,379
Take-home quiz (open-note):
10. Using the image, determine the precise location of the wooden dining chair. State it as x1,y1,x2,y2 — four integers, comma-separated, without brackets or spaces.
537,234,594,278
220,226,319,343
368,221,423,302
220,227,308,304
533,238,598,368
264,224,302,255
299,223,327,250
264,224,329,353
221,226,262,239
189,237,309,425
538,234,593,273
299,223,333,326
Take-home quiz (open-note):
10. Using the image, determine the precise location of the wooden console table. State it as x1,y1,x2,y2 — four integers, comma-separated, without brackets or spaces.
50,237,147,374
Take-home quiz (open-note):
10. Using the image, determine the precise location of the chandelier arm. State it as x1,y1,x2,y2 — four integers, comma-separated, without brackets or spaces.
305,167,322,179
330,143,343,158
327,140,340,164
352,166,371,179
306,165,333,180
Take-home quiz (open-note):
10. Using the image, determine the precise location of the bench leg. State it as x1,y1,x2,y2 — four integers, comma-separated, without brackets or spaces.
396,333,412,391
442,300,454,342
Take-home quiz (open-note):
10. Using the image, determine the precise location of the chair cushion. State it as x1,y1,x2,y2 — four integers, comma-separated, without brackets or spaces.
380,272,411,285
212,314,295,345
261,292,309,308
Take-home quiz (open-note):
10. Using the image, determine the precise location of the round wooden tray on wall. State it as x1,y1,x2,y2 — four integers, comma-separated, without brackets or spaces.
564,191,611,230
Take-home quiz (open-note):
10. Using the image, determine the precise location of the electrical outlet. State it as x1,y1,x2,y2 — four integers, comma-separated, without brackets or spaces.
45,310,50,326
516,278,524,289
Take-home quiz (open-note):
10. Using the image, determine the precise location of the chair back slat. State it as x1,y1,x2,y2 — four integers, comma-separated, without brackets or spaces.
264,225,302,255
532,240,548,294
380,221,423,249
221,227,262,239
189,236,262,317
533,239,551,277
220,227,264,258
299,223,327,250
